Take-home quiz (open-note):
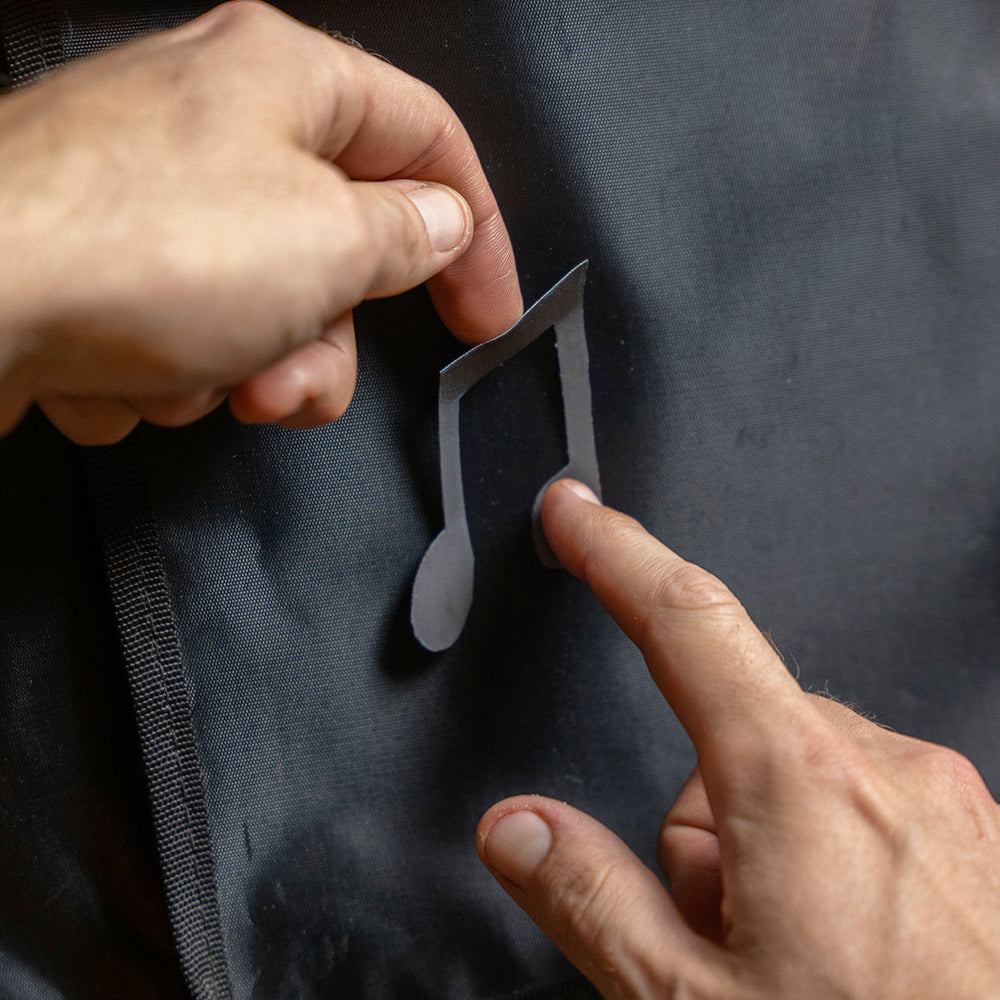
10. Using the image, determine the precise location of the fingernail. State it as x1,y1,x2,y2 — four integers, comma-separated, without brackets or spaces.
563,479,600,505
406,186,469,253
485,811,553,888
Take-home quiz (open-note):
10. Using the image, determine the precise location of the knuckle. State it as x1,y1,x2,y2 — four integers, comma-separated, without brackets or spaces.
920,744,982,789
410,81,452,125
636,560,745,657
656,821,682,879
655,822,721,899
907,744,998,830
549,859,626,966
793,725,911,842
363,193,429,288
654,560,738,614
339,223,378,282
186,2,289,67
429,113,469,168
387,87,471,178
170,2,285,108
555,860,691,1000
306,388,354,425
202,0,273,34
795,717,873,787
314,196,383,295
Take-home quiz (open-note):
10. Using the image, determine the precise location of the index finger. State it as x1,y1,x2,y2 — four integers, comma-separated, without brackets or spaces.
177,2,522,342
541,480,808,787
323,54,522,343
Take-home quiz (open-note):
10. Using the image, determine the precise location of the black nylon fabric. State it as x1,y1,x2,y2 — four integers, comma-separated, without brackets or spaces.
2,2,1000,999
0,0,63,81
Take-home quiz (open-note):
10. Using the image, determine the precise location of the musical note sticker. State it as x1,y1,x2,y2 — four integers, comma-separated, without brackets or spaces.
410,261,601,651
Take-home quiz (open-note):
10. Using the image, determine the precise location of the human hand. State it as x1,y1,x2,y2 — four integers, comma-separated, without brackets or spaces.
478,480,1000,999
0,1,521,444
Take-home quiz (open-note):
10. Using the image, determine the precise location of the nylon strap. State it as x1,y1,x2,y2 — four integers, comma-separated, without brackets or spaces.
85,436,233,1000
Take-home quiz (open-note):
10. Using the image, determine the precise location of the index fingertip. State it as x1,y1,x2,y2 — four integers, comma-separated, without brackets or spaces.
553,478,602,506
540,478,606,576
542,477,601,534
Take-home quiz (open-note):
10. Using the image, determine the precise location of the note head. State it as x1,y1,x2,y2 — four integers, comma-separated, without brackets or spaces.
410,524,475,652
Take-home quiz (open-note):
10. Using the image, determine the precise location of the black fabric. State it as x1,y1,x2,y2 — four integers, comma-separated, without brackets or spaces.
1,2,1000,999
0,33,11,90
0,0,62,82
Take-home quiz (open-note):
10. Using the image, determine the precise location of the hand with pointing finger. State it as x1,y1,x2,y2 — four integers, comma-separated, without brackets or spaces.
478,479,1000,999
0,1,521,444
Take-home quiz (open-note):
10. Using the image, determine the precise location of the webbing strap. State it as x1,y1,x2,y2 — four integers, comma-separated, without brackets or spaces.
85,437,233,1000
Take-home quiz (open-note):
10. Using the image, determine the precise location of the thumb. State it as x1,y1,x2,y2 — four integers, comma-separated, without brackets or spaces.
354,179,475,300
477,796,726,999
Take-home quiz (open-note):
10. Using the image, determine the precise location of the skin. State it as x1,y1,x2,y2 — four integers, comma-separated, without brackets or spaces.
0,1,522,444
479,480,1000,999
